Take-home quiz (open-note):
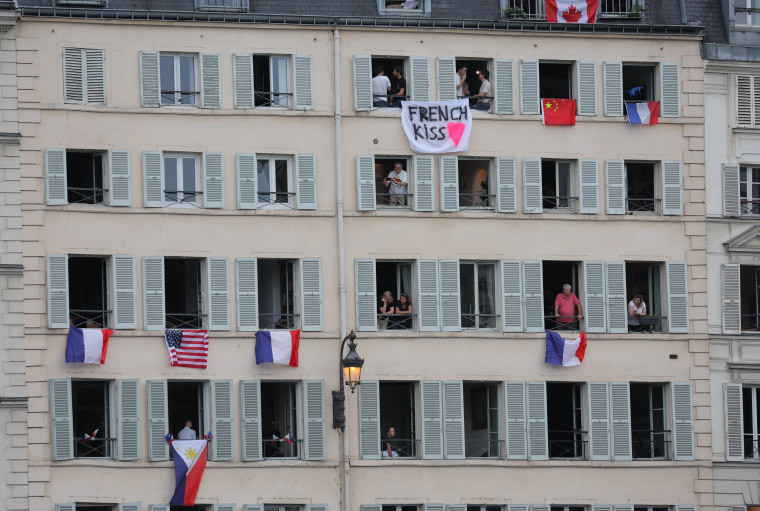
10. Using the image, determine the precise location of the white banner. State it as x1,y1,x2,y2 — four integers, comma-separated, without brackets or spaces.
401,99,472,153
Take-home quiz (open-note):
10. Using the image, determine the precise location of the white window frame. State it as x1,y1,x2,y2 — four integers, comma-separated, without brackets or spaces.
547,382,586,460
735,0,760,27
163,153,201,208
257,258,300,330
740,165,760,216
260,381,303,460
66,150,107,206
624,161,660,215
164,257,206,329
621,62,658,104
160,53,199,107
744,385,760,459
71,379,116,459
542,160,577,213
167,379,210,441
375,156,412,210
459,261,498,330
256,155,294,210
254,55,292,109
458,157,494,210
68,255,111,329
539,61,575,100
377,0,430,15
739,264,760,333
265,506,304,511
631,382,669,461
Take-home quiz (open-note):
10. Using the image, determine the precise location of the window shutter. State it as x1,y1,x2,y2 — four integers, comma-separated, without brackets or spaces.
577,61,596,116
146,379,169,461
593,506,612,511
355,259,377,332
300,258,323,331
614,506,633,511
526,381,547,460
418,259,441,332
522,261,544,333
609,382,631,461
149,506,170,511
211,380,234,461
501,260,524,332
236,153,257,210
47,254,70,329
522,158,542,214
236,258,258,332
244,505,264,511
356,154,376,211
233,53,254,109
448,506,466,511
439,155,459,213
603,61,622,117
304,379,326,460
605,160,625,215
439,260,461,332
436,57,456,102
495,59,515,115
208,257,230,331
662,160,683,215
676,506,696,511
216,505,235,511
361,506,381,511
410,56,430,102
108,150,131,207
519,59,540,115
142,256,165,331
139,50,160,108
496,156,517,213
118,379,141,461
421,380,443,459
737,75,753,126
353,55,372,111
533,506,550,511
50,378,73,461
120,504,142,511
307,505,327,511
722,163,740,216
63,48,84,103
722,264,741,335
425,505,445,511
672,382,694,461
413,155,434,212
142,151,164,208
588,381,611,460
240,380,262,461
358,380,380,460
505,381,527,459
45,148,67,206
442,380,465,459
725,383,743,462
84,49,106,105
293,54,314,111
113,255,137,329
579,159,599,214
508,506,528,511
667,262,689,334
203,152,225,209
730,507,747,511
57,505,76,511
660,63,681,118
200,53,221,109
606,262,627,334
584,261,606,333
296,153,318,210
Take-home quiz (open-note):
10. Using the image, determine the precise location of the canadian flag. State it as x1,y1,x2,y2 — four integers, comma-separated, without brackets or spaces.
545,0,599,23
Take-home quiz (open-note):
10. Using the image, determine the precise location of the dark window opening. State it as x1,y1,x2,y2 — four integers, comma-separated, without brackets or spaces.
459,159,492,209
265,506,302,511
464,382,500,458
74,506,116,511
253,55,290,107
375,157,411,208
261,381,299,458
541,160,576,211
742,386,760,458
630,383,668,459
547,382,585,459
467,506,502,511
625,262,663,333
171,506,213,511
371,57,406,107
258,259,297,330
634,507,670,511
67,151,105,205
542,261,580,331
72,380,112,458
626,162,657,213
168,381,205,441
740,265,760,332
69,256,109,328
454,59,490,104
165,258,203,329
376,261,415,331
623,64,656,103
383,506,418,511
740,166,760,215
539,62,572,99
551,506,585,511
460,262,497,330
380,382,417,458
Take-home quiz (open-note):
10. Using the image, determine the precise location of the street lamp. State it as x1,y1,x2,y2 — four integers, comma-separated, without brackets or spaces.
333,330,363,430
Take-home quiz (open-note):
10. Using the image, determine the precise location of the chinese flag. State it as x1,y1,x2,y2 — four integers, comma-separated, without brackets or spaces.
542,98,576,125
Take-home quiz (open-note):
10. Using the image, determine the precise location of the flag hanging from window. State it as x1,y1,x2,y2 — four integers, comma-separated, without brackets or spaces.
542,98,577,125
545,0,599,23
165,330,209,369
65,327,113,364
626,101,660,125
255,330,300,367
545,331,587,366
170,439,208,506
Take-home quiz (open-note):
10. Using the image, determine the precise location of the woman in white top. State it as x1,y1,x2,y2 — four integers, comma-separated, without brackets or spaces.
627,294,647,332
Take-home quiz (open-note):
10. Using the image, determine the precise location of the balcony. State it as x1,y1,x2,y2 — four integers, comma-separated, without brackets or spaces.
502,0,644,19
195,0,249,11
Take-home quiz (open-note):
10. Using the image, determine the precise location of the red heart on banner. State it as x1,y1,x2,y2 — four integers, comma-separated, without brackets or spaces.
447,122,466,146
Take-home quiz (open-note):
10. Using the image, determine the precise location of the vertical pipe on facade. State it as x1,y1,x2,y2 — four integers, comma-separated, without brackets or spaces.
678,0,687,25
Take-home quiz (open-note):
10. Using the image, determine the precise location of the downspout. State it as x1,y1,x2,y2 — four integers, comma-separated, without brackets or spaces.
678,0,687,25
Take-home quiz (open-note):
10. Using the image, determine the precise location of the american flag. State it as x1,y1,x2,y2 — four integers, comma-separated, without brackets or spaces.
165,330,209,369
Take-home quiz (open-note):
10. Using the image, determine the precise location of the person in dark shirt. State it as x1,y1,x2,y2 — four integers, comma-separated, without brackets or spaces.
382,426,399,457
390,66,407,107
378,291,395,330
392,293,413,330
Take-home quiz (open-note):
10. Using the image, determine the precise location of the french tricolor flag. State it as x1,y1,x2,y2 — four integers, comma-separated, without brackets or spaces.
65,327,113,364
545,331,587,367
626,101,659,125
255,330,300,367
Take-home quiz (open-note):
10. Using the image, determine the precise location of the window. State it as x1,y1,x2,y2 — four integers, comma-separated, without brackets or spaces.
740,166,760,215
57,0,106,5
630,383,668,460
72,380,113,458
66,506,116,511
459,158,493,209
541,160,577,212
625,262,664,333
68,256,110,328
743,386,760,459
547,382,585,459
378,0,429,15
164,153,201,206
540,62,573,99
634,507,669,511
542,261,581,331
257,155,294,208
600,0,644,17
625,162,658,213
266,506,302,511
740,265,760,332
160,54,197,106
253,55,291,107
463,382,500,458
380,382,418,458
454,59,492,112
370,56,407,107
551,507,585,511
460,262,497,330
67,151,106,205
165,258,204,329
374,157,411,208
468,506,502,511
167,381,206,441
261,381,300,458
738,76,760,127
623,64,656,103
195,0,249,11
62,48,105,105
258,259,298,330
171,506,212,511
736,0,760,26
383,507,418,511
376,261,415,331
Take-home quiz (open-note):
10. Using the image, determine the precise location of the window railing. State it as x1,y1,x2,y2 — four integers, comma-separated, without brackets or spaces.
258,192,296,209
70,309,111,329
598,0,644,17
626,197,661,214
161,90,198,106
378,313,416,332
255,91,292,108
461,313,499,331
741,313,760,332
380,438,419,459
75,437,115,459
545,315,583,332
164,190,203,206
166,312,206,329
262,438,301,459
372,94,409,108
542,196,579,212
548,430,587,459
741,199,760,215
629,315,664,333
631,429,670,460
743,436,760,459
259,313,300,330
68,186,107,205
376,193,413,208
503,0,643,18
459,193,495,209
465,438,504,459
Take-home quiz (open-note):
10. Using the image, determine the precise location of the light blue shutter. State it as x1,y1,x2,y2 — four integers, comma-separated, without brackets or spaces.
120,504,141,511
426,505,445,511
725,383,744,461
526,381,547,461
244,504,264,511
501,260,523,332
47,254,69,329
57,505,76,511
505,381,527,459
662,160,683,215
358,380,380,460
413,155,434,212
203,152,225,209
443,380,464,459
609,382,631,461
200,53,221,109
300,258,323,331
584,261,606,334
439,155,459,212
139,50,160,107
603,61,623,117
672,382,694,461
508,506,528,511
361,506,381,511
421,380,443,459
497,156,517,213
520,59,540,115
353,55,372,111
436,57,456,101
50,378,73,460
236,153,257,209
723,264,741,335
533,506,550,511
240,380,262,461
523,261,544,333
522,158,542,214
85,49,106,104
147,379,169,461
63,48,84,103
593,506,612,511
605,160,625,215
304,379,326,460
723,163,741,216
660,62,680,118
448,506,466,511
418,259,440,332
109,150,131,206
356,155,376,211
579,159,599,214
577,60,596,116
45,148,67,206
614,505,632,511
355,259,377,332
142,256,165,331
667,262,689,333
296,154,318,210
211,380,234,461
606,262,627,334
208,257,230,331
410,56,430,102
142,151,164,208
588,382,610,460
495,59,515,115
439,260,461,332
232,53,254,109
216,505,235,511
293,54,314,111
149,506,169,511
307,505,328,511
118,379,141,461
236,258,258,332
675,506,696,511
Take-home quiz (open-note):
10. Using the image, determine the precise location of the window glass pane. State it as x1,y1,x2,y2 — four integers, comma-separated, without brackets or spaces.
271,56,289,106
558,162,571,199
460,263,475,328
183,158,196,202
164,157,177,201
275,159,289,202
160,55,175,104
258,159,271,202
179,56,195,105
478,264,495,317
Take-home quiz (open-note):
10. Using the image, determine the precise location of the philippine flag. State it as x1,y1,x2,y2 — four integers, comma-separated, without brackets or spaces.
255,330,300,367
65,327,113,364
170,439,208,506
545,0,599,23
626,101,660,125
545,331,587,367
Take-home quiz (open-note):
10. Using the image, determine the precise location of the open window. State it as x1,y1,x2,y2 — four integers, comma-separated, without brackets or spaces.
454,59,492,112
625,161,658,213
164,153,201,207
623,63,656,103
625,262,664,333
540,62,573,99
72,380,113,458
67,151,106,205
261,381,300,458
370,56,407,107
376,261,415,331
253,55,291,108
460,261,497,330
374,157,412,208
542,261,581,331
165,258,204,329
257,155,294,208
266,506,302,511
630,383,668,460
160,53,198,106
740,166,760,215
551,506,586,511
171,506,212,511
459,158,493,209
541,160,577,212
378,0,429,15
740,265,760,332
69,256,110,328
743,386,760,459
258,259,298,330
547,382,585,459
468,507,502,511
383,507,419,511
463,382,500,458
380,382,418,458
61,506,117,511
167,380,206,441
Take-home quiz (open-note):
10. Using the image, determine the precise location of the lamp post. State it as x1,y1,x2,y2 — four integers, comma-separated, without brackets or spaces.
333,330,363,431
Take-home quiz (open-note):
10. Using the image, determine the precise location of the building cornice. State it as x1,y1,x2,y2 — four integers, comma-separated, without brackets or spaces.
707,62,760,74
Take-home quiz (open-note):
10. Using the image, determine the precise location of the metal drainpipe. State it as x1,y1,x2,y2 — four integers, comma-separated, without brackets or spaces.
678,0,687,25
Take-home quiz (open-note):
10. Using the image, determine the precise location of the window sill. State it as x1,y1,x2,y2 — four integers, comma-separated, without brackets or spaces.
48,459,337,468
352,458,693,467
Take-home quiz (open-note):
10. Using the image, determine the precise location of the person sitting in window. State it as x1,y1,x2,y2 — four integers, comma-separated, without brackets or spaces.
378,290,395,330
392,292,413,330
627,294,647,332
473,69,491,111
372,66,391,108
177,419,197,440
390,66,407,107
554,283,583,330
382,426,399,457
